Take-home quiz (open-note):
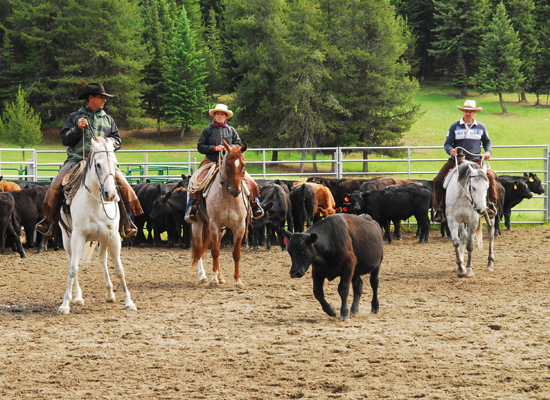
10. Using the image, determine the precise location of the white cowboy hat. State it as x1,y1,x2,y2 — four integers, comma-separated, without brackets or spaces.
209,104,233,118
457,100,483,112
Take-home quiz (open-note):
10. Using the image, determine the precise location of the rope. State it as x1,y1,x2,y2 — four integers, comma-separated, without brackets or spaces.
454,146,490,170
62,161,85,202
188,162,219,193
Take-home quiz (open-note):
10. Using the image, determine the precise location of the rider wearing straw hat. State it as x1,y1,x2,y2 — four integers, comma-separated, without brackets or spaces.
184,103,264,223
36,83,143,238
432,100,498,223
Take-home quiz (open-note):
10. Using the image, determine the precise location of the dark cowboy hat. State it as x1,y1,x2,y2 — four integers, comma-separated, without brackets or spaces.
78,83,114,100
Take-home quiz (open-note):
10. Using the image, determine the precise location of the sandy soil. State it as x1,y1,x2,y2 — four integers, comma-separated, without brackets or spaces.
1,226,549,399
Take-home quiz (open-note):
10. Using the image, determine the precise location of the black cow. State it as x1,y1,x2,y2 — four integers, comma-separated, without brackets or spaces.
133,181,170,245
149,186,191,248
345,183,432,243
289,183,317,232
0,192,26,258
250,182,289,251
283,213,383,321
495,177,533,230
10,186,48,253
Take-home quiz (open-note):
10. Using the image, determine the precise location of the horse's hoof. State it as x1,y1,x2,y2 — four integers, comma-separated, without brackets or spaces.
457,268,467,278
218,277,226,284
73,298,84,306
198,278,207,285
487,266,494,272
125,304,137,311
466,268,474,277
210,279,219,287
58,307,70,315
235,281,244,289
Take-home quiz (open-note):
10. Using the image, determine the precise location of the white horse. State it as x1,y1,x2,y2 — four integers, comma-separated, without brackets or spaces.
190,140,250,288
58,139,136,314
445,161,495,277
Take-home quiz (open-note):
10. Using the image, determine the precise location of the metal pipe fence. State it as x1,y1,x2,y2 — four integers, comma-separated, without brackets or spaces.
1,144,548,223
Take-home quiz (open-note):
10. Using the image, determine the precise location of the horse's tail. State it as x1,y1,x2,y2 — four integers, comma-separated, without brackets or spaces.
81,241,98,265
476,216,483,249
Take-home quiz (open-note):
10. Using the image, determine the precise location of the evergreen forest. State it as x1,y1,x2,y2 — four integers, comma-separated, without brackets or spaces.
0,0,548,152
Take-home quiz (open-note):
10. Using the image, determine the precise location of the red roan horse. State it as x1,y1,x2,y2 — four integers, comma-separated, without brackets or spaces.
191,139,249,288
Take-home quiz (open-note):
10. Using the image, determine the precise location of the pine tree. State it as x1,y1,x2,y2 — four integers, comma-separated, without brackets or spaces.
0,86,42,159
0,32,17,107
530,0,550,104
323,0,421,171
431,0,490,96
5,0,146,127
476,2,524,113
203,7,224,96
162,4,207,137
141,0,173,135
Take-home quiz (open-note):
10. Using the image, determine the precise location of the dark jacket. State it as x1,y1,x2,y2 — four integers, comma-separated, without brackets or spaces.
60,106,122,163
197,122,242,162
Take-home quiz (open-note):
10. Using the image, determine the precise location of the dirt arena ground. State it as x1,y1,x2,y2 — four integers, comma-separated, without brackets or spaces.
1,226,549,399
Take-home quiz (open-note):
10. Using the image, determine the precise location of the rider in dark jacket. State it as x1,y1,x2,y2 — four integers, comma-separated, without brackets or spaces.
185,104,264,223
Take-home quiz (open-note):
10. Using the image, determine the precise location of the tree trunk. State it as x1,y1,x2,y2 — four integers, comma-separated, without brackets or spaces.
547,94,549,106
521,88,527,103
179,123,186,138
156,118,161,136
499,93,508,114
299,151,306,174
460,85,468,98
362,149,369,173
535,94,539,106
269,150,278,167
312,150,318,173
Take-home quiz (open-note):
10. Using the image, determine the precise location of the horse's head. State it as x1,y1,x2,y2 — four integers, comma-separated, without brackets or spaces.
221,139,247,198
86,139,119,202
458,162,489,215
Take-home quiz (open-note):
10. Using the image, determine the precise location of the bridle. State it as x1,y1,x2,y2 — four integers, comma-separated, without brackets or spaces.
83,143,118,220
218,149,246,197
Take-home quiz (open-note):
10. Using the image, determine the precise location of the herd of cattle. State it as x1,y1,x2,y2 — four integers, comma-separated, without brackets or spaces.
0,170,545,258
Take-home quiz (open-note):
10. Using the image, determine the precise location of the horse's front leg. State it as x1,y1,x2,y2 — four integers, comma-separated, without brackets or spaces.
448,220,465,276
59,236,86,314
232,230,244,288
465,223,477,277
98,241,116,303
486,215,495,271
210,229,224,286
191,222,210,284
107,234,137,311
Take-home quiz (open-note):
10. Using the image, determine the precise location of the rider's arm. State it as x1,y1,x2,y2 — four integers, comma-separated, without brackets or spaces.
443,123,457,156
60,112,84,147
481,125,492,157
197,126,217,155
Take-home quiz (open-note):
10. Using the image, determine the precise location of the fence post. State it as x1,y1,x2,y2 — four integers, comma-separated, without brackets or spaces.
546,146,549,221
263,150,266,180
32,149,38,182
144,153,148,180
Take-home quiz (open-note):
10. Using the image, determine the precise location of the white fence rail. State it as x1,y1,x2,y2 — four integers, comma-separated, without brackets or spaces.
1,145,548,223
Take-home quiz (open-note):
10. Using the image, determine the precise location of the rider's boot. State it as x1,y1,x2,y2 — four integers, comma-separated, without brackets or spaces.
433,208,445,224
185,198,198,224
251,197,264,219
36,218,55,239
119,210,138,238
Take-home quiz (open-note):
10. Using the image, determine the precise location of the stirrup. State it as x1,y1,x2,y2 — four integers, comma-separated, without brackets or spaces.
486,203,497,219
251,202,264,219
36,218,54,239
184,205,198,224
120,219,138,239
433,209,445,223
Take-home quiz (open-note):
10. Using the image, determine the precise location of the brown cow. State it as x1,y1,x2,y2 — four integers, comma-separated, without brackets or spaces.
293,182,340,222
0,176,22,192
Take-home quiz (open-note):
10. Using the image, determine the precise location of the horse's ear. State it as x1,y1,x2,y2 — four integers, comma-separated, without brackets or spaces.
0,175,3,182
241,142,248,153
222,139,231,151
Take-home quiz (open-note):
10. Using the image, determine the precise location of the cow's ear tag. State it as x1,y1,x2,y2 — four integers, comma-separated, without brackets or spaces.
344,196,349,202
320,212,324,217
284,237,289,245
514,184,518,190
529,177,534,182
343,206,348,212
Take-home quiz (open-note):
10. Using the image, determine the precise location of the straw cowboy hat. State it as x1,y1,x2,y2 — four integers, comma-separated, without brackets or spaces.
457,100,482,112
78,83,114,100
209,104,233,118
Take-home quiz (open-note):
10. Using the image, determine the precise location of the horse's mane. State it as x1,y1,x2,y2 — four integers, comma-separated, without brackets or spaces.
457,161,488,186
82,148,95,185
